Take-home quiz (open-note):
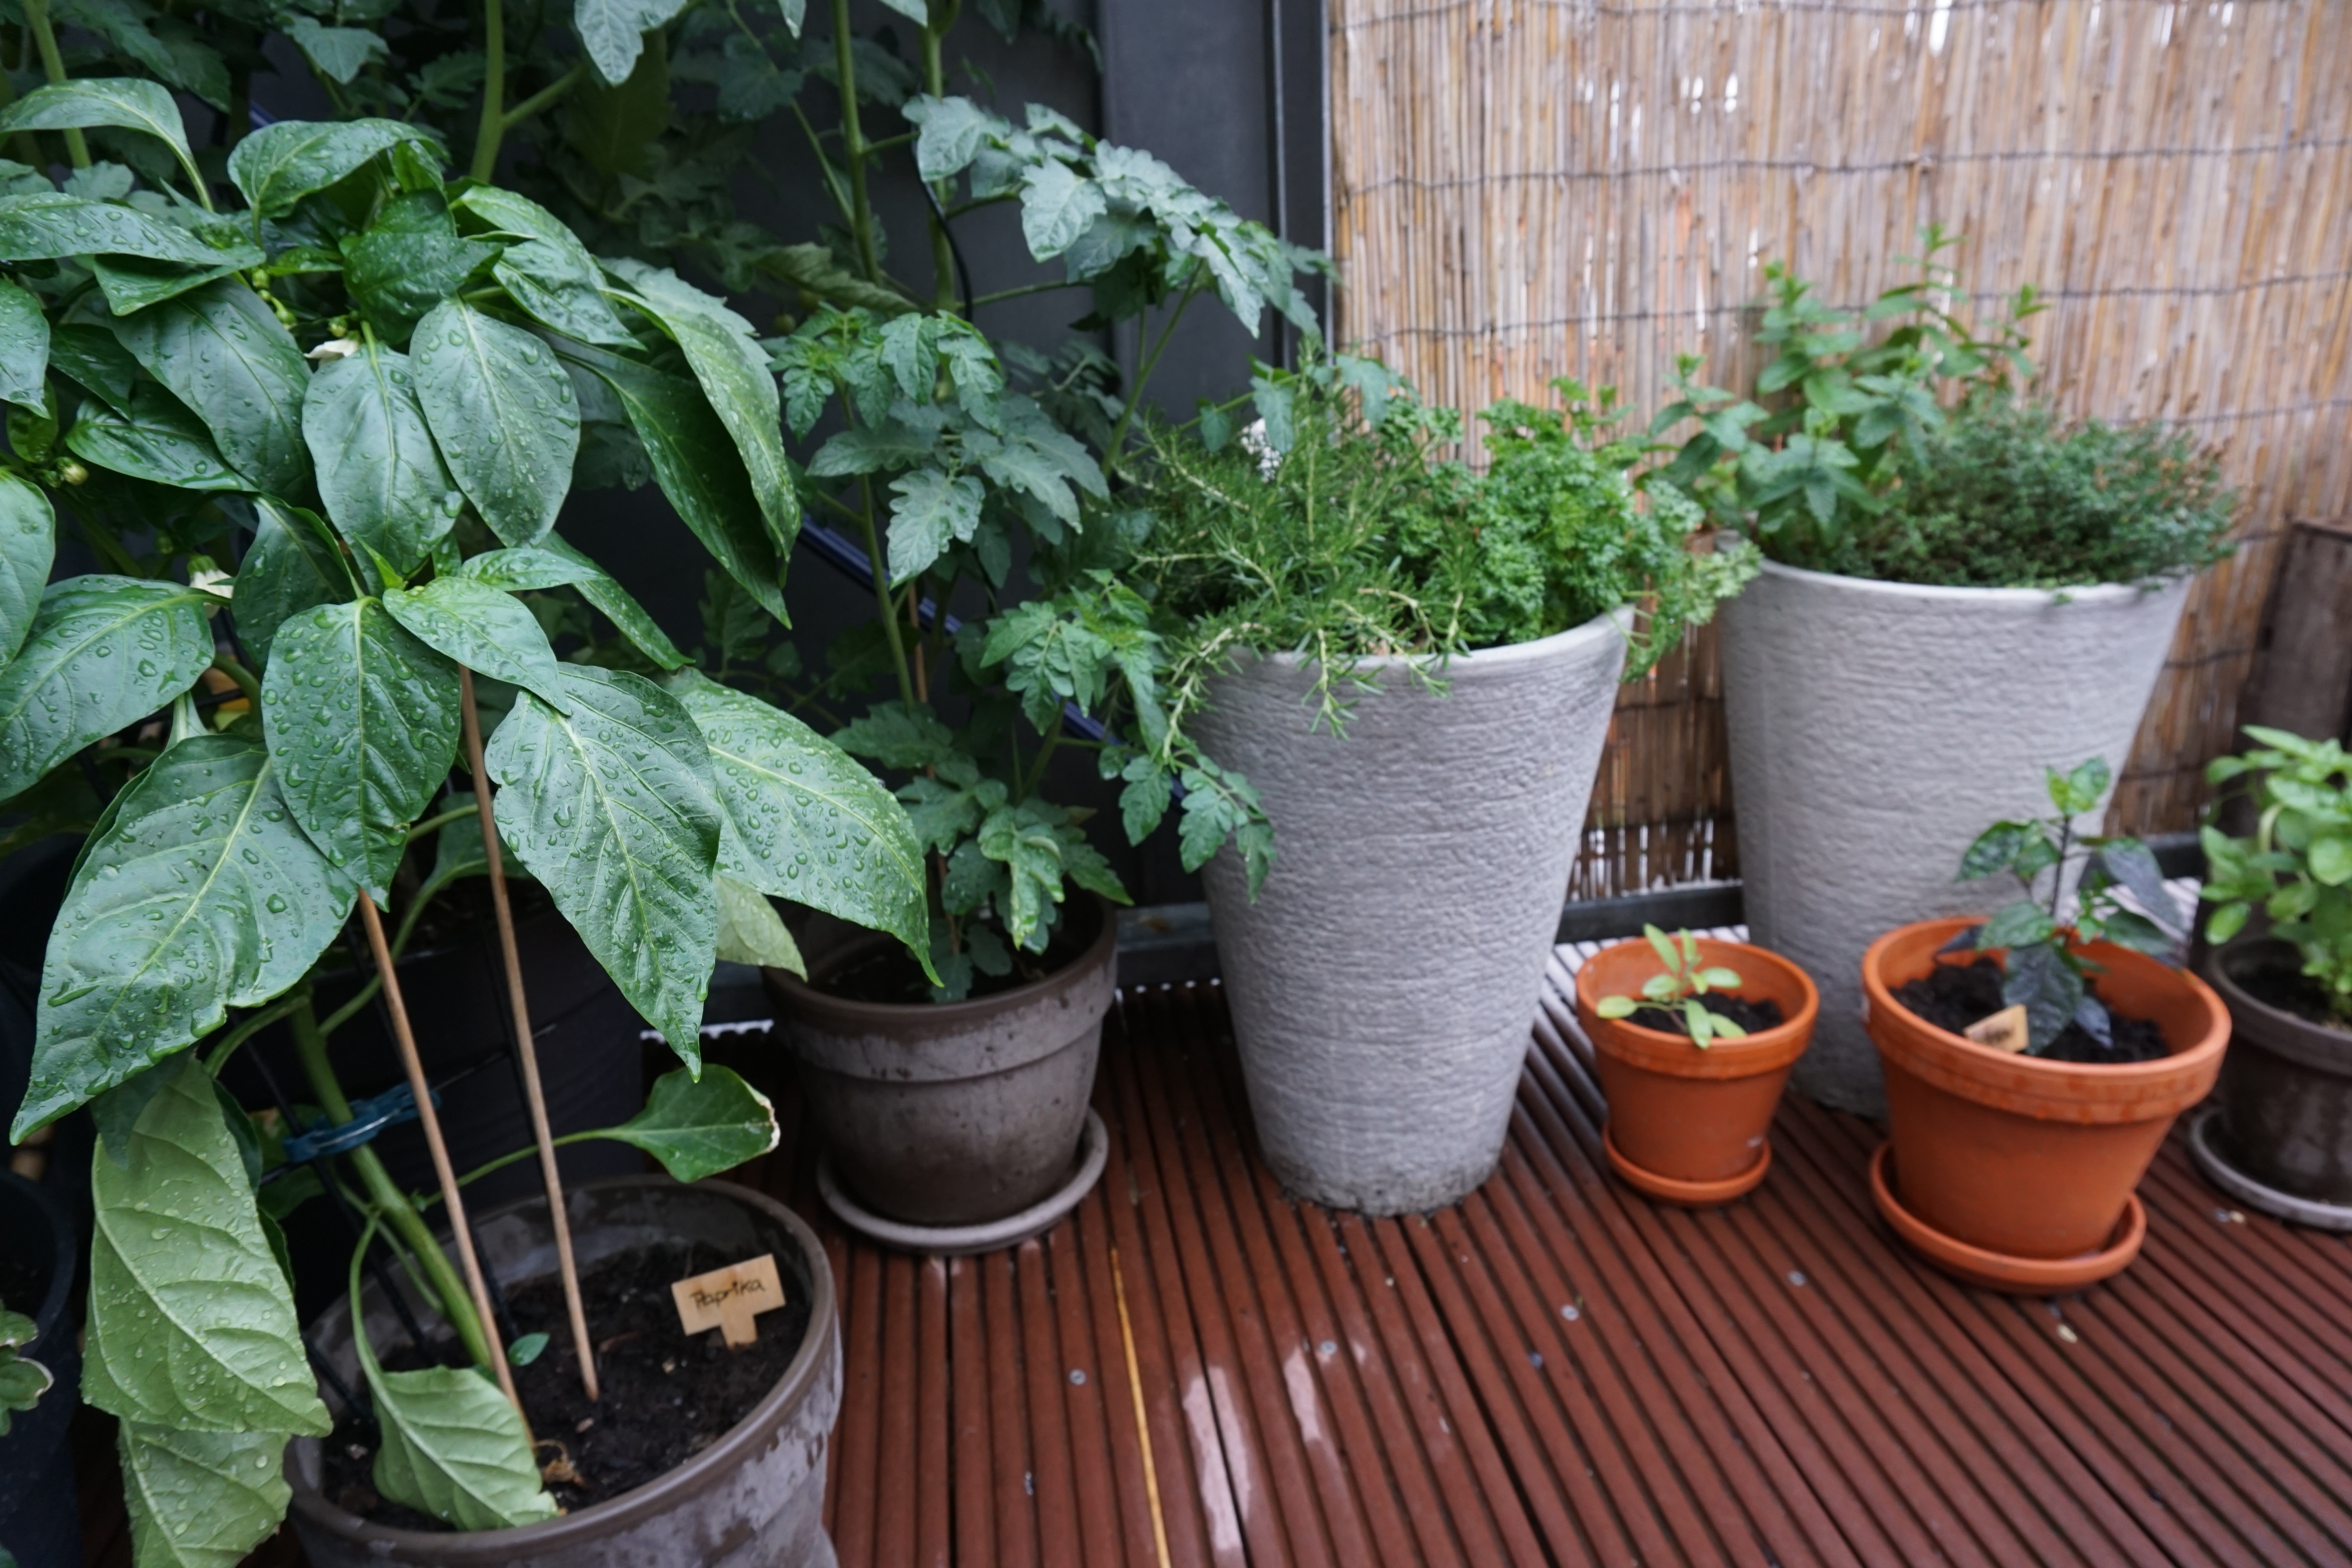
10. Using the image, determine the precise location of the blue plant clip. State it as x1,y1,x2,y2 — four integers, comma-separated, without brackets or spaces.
279,1081,441,1165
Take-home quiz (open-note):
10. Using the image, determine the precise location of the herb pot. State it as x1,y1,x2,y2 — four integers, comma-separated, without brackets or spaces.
0,1169,77,1568
1720,560,2191,1116
287,1177,840,1568
763,895,1115,1236
2197,935,2352,1208
1863,918,2227,1273
1574,937,1817,1204
1191,610,1627,1215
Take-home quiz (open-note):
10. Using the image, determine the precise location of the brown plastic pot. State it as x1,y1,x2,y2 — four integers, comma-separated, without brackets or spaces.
1863,917,2229,1261
2201,935,2352,1205
762,897,1114,1229
1575,936,1817,1203
287,1178,840,1568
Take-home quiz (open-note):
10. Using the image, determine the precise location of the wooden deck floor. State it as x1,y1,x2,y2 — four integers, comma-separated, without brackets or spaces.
78,942,2352,1566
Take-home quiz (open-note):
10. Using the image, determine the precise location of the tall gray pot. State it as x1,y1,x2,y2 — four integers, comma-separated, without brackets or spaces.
764,897,1115,1228
287,1178,840,1568
2203,936,2352,1203
1719,560,2191,1116
1192,611,1628,1215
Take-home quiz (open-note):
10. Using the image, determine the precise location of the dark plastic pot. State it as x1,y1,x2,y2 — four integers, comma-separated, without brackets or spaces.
2205,936,2352,1203
0,1169,79,1568
287,1177,840,1568
763,898,1115,1228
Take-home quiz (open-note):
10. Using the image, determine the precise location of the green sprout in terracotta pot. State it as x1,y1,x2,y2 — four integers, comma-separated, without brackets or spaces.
2200,727,2352,1024
1593,925,1750,1046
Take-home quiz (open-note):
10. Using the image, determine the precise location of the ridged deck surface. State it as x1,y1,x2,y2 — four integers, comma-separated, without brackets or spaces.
780,951,2352,1568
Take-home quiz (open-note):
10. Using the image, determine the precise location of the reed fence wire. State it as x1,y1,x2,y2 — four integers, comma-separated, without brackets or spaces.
1328,0,2352,895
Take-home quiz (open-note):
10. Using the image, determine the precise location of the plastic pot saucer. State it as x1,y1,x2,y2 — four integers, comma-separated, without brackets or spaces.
1870,1142,2145,1293
817,1109,1109,1256
2187,1107,2352,1232
1602,1121,1772,1207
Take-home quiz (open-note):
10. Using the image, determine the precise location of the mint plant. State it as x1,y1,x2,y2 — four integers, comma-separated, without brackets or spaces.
1594,926,1750,1047
2201,728,2352,1023
1954,757,2191,1052
0,88,926,1558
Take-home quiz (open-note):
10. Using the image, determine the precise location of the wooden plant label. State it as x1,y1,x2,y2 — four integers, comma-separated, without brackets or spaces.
671,1254,786,1348
1964,1004,2031,1054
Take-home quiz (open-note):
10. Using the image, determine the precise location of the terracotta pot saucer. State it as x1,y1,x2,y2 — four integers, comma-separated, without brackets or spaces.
1603,1122,1771,1207
1871,1142,2144,1293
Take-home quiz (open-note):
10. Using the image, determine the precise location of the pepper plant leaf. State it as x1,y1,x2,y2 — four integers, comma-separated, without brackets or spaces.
0,575,212,801
0,470,54,664
672,670,930,962
15,736,353,1137
358,1337,557,1531
113,280,310,496
302,339,461,575
0,193,261,271
454,187,637,348
232,501,349,671
486,665,720,1065
715,873,802,972
382,576,569,711
118,1421,293,1568
0,79,201,192
0,277,49,411
597,1064,777,1182
66,383,251,491
228,119,441,221
485,534,691,668
341,192,501,345
50,321,140,414
262,598,461,903
90,254,251,317
411,299,580,546
82,1054,330,1436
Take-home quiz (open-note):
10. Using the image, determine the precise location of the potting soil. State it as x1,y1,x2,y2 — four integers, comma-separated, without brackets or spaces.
1627,994,1786,1038
2236,961,2352,1034
319,1238,813,1527
821,914,1093,1003
1892,957,2168,1064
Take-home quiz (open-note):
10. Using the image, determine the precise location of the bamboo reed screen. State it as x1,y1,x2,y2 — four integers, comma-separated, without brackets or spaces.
1329,0,2352,897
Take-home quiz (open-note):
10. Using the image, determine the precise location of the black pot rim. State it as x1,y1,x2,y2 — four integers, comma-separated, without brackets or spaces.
2209,935,2352,1076
766,892,1118,1026
0,1168,74,1342
285,1175,835,1551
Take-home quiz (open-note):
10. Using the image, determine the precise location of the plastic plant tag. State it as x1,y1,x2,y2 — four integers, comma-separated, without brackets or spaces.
670,1254,786,1348
1964,1004,2032,1054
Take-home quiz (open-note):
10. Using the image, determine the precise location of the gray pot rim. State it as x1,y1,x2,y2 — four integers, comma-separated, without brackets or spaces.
2208,935,2352,1077
1224,603,1630,677
1748,555,2191,606
285,1176,837,1554
766,892,1117,1037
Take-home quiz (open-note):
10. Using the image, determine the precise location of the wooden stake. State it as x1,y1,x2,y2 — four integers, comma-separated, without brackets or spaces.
459,668,600,1403
355,893,523,1415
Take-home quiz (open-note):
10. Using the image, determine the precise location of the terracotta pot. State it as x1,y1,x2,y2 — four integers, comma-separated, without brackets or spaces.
1575,937,1817,1201
2201,935,2352,1206
1863,917,2229,1259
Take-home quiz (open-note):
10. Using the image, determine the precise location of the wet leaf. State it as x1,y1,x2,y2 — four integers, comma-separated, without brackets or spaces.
358,1340,556,1531
303,339,459,574
66,383,250,491
469,534,689,669
0,192,260,270
412,299,579,546
82,1053,329,1435
113,280,310,497
262,598,461,903
715,873,801,973
382,576,568,710
487,666,719,1064
0,471,54,664
0,575,211,800
15,737,352,1137
118,1421,292,1568
228,119,441,221
231,501,347,670
0,79,196,185
597,1063,776,1181
0,276,48,411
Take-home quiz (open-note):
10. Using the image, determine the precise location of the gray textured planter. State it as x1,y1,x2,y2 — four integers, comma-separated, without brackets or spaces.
1719,560,2191,1116
1192,611,1628,1215
288,1178,840,1568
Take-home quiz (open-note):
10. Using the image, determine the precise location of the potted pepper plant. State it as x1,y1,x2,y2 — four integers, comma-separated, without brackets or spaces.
0,87,937,1565
1573,926,1818,1205
1126,360,1756,1215
2189,728,2352,1225
1861,758,2227,1291
1657,232,2236,1117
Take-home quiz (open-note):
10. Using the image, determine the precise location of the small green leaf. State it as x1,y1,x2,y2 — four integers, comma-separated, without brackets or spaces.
0,277,48,412
233,500,348,670
1641,973,1679,1001
1708,1012,1748,1040
487,666,720,1064
715,873,802,972
303,339,461,574
229,119,441,220
885,466,984,585
360,1347,557,1530
284,16,389,84
383,577,570,711
0,575,211,801
263,599,462,902
90,254,249,317
1695,966,1743,991
16,737,353,1137
2205,900,2251,944
1644,924,1679,970
0,470,54,664
83,1054,330,1435
113,280,310,496
575,0,692,85
1595,995,1637,1019
597,1064,777,1182
342,192,500,345
515,534,690,669
1958,820,2031,880
412,299,580,546
1977,900,2059,952
2310,835,2352,888
506,1332,550,1367
118,1421,292,1568
1019,160,1106,260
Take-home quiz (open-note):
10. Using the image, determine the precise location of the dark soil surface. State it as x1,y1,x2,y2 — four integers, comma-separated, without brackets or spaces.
818,913,1094,1004
1893,957,2169,1065
2235,961,2352,1034
1628,993,1787,1038
320,1239,812,1528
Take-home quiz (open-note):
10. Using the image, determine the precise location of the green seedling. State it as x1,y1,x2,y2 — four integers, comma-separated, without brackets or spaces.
1596,926,1751,1047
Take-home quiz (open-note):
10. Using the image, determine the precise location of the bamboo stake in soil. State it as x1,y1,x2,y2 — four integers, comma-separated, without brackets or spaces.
457,668,601,1402
354,893,523,1414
